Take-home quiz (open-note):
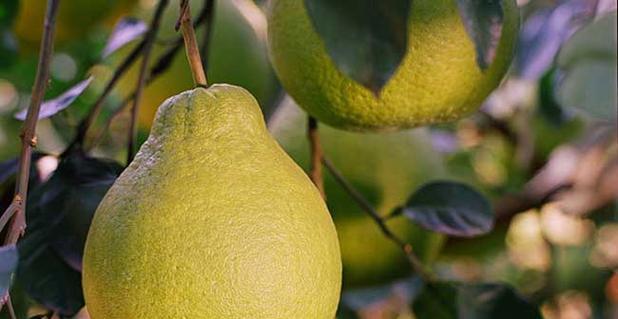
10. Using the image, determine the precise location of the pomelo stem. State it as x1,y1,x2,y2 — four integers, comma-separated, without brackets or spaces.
178,0,208,87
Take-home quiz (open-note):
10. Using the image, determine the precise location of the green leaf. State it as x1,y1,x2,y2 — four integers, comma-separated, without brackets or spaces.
556,11,617,120
15,148,122,315
395,181,494,237
455,0,505,69
0,245,18,296
413,282,542,319
304,0,411,95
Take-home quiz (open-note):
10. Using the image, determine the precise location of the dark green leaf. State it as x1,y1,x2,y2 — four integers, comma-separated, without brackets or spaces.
396,181,494,237
304,0,411,95
413,282,542,319
16,240,83,316
455,0,505,69
16,148,122,315
556,12,617,121
0,245,18,296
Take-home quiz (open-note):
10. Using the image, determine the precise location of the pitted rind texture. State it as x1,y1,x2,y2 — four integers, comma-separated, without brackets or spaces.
83,85,342,318
268,0,520,131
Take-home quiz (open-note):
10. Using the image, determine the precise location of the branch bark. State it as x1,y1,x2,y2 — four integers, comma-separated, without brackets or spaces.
322,158,435,281
2,0,60,245
0,0,60,310
307,117,325,198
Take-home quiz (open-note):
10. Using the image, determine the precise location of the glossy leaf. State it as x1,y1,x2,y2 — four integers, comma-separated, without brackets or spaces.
102,17,147,58
0,245,18,296
556,11,617,120
304,0,411,95
396,181,494,237
16,149,122,315
413,282,542,319
15,77,94,120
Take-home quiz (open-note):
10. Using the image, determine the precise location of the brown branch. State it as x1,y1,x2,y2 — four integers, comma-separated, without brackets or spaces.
0,201,19,234
0,0,60,310
178,0,207,86
2,0,59,245
307,117,325,198
6,295,16,319
322,157,435,281
126,0,168,164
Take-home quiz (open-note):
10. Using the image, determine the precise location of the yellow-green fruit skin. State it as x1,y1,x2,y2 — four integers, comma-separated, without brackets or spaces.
268,0,520,131
83,85,342,318
270,102,446,288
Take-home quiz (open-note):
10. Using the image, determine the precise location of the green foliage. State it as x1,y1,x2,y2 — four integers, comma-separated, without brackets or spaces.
394,181,494,237
303,0,411,94
557,11,617,120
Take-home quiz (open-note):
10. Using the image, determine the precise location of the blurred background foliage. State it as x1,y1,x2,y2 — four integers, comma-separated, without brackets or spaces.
0,0,616,318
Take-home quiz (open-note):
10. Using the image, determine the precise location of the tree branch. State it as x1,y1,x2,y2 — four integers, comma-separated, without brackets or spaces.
307,117,325,198
0,0,60,310
5,295,16,319
90,1,216,149
2,0,59,245
322,157,435,281
178,0,207,86
126,0,169,164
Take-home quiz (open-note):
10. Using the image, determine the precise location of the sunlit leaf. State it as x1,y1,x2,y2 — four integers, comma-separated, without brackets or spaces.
102,17,147,58
304,0,411,95
395,181,494,237
14,77,94,121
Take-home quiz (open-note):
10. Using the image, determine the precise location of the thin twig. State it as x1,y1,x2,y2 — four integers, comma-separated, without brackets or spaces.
178,0,208,86
199,0,216,70
307,117,325,198
127,0,169,164
70,40,147,150
6,295,16,319
90,2,215,149
0,0,60,310
322,157,435,281
2,0,59,246
0,201,19,233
